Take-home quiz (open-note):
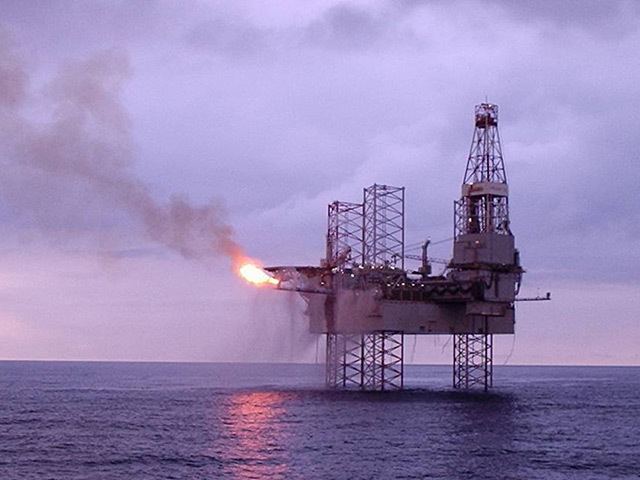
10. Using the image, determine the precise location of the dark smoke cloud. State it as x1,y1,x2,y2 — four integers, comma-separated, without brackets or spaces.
0,29,244,264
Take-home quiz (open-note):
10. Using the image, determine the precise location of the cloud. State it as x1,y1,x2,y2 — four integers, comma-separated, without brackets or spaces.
303,3,389,50
486,0,640,38
1,1,639,362
185,17,268,56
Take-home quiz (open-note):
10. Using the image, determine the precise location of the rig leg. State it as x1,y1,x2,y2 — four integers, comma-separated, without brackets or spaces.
325,332,404,391
325,333,363,388
326,333,338,388
453,333,493,391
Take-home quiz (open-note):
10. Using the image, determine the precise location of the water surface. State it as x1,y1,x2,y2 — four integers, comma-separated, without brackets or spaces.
1,362,638,479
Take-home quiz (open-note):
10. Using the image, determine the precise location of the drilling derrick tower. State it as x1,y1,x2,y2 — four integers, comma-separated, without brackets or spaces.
267,103,527,391
451,103,521,389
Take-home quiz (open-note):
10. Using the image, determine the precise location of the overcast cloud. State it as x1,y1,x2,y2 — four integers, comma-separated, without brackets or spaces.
0,0,639,365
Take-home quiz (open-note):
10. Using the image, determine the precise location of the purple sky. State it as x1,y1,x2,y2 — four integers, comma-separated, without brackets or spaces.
0,0,639,365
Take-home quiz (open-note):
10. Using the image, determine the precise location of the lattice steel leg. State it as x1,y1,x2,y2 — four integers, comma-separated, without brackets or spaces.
326,332,404,391
326,333,339,388
325,333,364,389
363,332,403,390
453,333,493,391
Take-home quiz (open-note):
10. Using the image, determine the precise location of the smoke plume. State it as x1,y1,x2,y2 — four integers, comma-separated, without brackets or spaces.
0,29,244,265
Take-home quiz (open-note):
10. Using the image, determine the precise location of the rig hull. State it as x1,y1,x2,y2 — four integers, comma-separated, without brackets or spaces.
305,289,515,335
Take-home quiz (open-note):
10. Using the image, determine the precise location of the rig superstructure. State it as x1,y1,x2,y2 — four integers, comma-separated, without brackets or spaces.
266,103,546,391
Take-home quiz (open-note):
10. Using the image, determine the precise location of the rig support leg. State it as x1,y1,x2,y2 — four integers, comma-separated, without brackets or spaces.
453,333,493,392
325,332,404,391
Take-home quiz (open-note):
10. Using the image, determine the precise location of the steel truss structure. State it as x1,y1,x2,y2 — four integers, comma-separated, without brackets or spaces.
456,103,510,238
450,102,506,390
464,103,506,184
326,332,404,390
453,333,493,391
454,196,510,238
324,185,406,391
327,201,364,267
363,184,405,269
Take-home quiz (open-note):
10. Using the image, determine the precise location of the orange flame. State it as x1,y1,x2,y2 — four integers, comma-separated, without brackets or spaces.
238,263,279,286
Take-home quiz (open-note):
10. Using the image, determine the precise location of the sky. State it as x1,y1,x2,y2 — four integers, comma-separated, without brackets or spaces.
0,0,639,365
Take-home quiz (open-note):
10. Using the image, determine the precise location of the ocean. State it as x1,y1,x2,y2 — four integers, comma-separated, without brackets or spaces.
1,361,638,479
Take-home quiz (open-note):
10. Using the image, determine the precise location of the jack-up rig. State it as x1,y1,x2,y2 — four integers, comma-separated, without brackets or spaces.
254,103,548,391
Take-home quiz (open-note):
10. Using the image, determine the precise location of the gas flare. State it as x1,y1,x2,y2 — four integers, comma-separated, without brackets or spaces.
238,263,279,286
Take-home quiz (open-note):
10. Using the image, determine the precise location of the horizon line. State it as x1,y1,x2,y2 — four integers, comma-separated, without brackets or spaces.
1,358,638,368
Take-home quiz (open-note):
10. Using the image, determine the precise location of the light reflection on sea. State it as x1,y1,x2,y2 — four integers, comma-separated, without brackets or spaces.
220,392,290,479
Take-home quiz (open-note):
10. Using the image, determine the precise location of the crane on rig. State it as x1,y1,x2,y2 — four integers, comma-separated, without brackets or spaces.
402,240,451,278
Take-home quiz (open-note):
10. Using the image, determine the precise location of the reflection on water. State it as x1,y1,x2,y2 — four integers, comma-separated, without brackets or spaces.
446,393,520,478
219,392,290,479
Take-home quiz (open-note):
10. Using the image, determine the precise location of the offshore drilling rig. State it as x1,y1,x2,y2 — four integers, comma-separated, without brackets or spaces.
261,103,545,391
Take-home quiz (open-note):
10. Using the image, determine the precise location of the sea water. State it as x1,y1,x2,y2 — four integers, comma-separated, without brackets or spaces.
1,361,638,479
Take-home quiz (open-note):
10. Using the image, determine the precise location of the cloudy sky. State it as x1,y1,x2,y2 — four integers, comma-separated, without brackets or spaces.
0,0,638,365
